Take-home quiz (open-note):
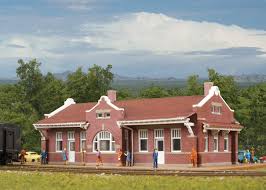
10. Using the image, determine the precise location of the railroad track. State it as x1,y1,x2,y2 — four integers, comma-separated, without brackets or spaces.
0,165,265,176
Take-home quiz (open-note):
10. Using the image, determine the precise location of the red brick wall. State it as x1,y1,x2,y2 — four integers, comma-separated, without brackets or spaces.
44,94,239,166
85,98,124,155
196,95,234,123
131,124,197,164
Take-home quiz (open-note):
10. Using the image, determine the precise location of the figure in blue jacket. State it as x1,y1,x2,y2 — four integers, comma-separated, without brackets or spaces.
246,149,251,163
153,148,158,169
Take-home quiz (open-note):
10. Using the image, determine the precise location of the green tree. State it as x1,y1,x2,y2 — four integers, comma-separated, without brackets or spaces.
116,88,133,100
140,86,169,98
0,84,40,151
185,75,203,95
37,72,66,115
87,64,114,102
66,65,114,102
208,68,239,108
16,59,44,112
65,67,88,103
236,83,266,156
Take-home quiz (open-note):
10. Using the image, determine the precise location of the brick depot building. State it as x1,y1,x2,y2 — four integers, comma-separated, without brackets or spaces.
34,82,243,166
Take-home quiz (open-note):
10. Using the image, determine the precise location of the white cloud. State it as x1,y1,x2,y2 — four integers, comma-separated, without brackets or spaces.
51,0,95,10
80,12,266,55
0,35,68,59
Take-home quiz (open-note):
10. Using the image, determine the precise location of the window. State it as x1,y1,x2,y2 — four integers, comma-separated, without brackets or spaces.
80,131,86,152
56,132,63,152
96,113,103,118
211,104,222,114
96,110,111,119
93,131,115,152
171,129,181,152
213,134,218,152
204,134,208,152
139,129,148,152
68,131,75,140
224,134,229,152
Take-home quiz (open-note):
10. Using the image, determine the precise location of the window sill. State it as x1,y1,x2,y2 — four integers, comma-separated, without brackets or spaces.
171,150,181,153
96,117,111,120
211,112,221,115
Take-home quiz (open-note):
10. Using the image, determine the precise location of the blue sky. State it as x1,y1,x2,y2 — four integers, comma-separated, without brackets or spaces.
0,0,266,78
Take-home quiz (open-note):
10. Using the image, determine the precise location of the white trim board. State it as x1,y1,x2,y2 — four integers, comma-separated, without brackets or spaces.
44,98,76,118
33,122,89,129
193,86,234,112
117,117,188,126
86,96,124,112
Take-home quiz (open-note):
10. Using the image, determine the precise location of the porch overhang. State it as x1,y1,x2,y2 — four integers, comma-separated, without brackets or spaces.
202,122,243,133
33,122,89,130
117,117,195,136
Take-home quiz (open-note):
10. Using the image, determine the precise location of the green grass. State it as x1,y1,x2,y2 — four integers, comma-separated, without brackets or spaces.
0,171,265,190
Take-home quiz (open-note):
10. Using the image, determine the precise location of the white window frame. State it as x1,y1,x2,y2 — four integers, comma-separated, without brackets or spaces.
67,131,75,140
93,131,115,153
204,134,208,152
213,134,219,152
56,132,63,152
80,131,86,152
96,111,111,119
224,134,229,152
171,128,181,152
139,129,148,152
211,105,222,115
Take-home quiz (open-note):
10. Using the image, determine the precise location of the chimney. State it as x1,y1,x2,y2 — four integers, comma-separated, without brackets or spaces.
204,82,213,96
107,90,117,102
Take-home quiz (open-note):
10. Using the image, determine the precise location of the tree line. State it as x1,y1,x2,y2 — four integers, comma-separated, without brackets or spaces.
0,59,265,156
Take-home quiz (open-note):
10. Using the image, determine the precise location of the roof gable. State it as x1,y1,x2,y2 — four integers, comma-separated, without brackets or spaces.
37,102,96,124
193,86,234,112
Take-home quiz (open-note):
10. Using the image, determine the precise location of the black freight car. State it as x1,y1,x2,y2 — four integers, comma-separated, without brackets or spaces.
0,123,21,165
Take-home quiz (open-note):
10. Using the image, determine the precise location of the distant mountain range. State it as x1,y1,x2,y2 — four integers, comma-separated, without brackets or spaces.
1,72,266,87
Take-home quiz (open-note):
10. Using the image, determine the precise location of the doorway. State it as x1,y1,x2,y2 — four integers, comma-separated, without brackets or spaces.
154,129,164,164
67,131,75,163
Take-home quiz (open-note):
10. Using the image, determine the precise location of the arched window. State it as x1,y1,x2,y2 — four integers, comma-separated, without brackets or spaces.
93,131,115,152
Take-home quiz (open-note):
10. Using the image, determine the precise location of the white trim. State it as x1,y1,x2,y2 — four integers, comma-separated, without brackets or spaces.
67,131,75,140
117,117,187,126
213,134,219,152
204,133,208,152
80,131,86,152
38,130,46,141
171,128,181,152
86,96,124,113
193,86,234,112
44,98,76,118
92,131,115,152
138,129,148,152
122,126,134,166
184,122,195,136
205,127,241,132
202,123,242,132
224,134,229,152
55,132,63,152
33,122,89,129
